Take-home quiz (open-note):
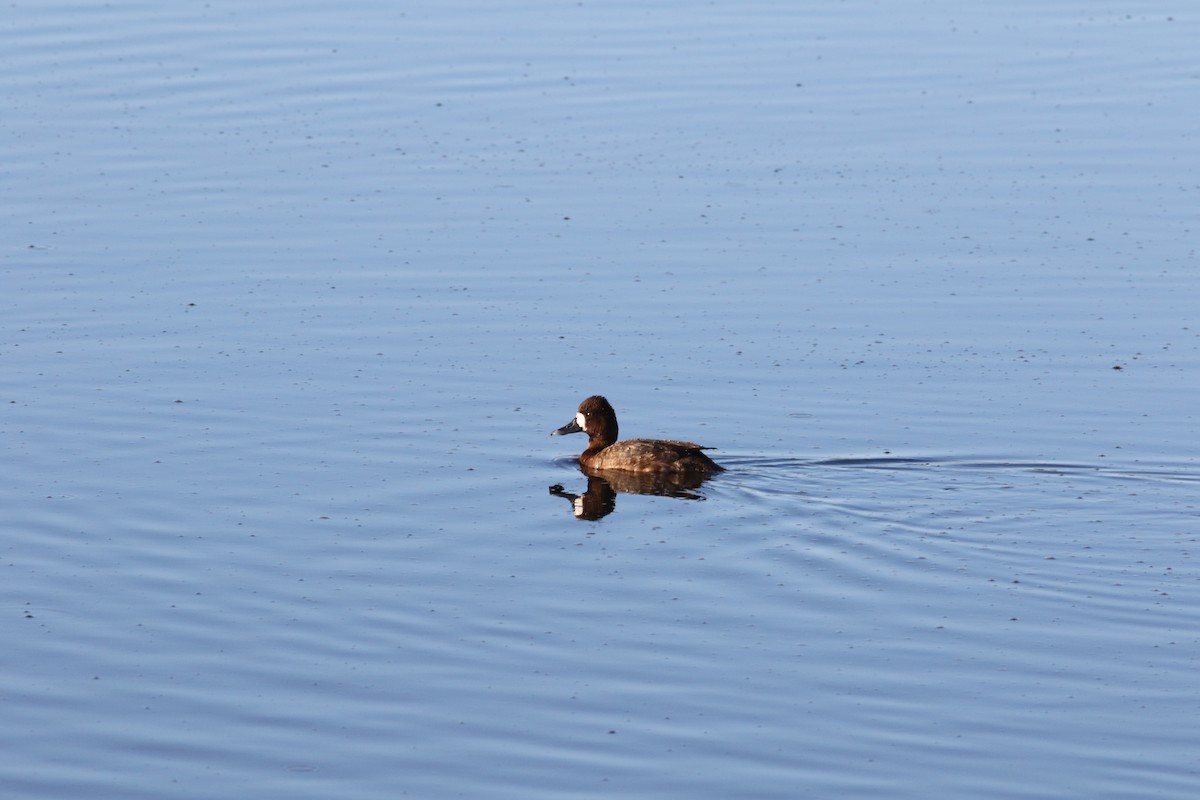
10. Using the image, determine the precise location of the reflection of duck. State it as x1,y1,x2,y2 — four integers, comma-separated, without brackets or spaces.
549,472,710,520
549,478,615,520
551,395,723,474
586,468,710,498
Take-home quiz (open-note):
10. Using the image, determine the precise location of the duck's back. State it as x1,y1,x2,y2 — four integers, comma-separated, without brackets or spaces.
585,438,723,474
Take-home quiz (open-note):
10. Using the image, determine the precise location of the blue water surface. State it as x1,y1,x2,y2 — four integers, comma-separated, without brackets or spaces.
3,1,1198,798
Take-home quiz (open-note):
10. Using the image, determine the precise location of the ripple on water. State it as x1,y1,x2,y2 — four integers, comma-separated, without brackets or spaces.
670,453,1198,796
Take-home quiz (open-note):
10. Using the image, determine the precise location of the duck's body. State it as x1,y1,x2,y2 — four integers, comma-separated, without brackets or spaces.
551,395,723,475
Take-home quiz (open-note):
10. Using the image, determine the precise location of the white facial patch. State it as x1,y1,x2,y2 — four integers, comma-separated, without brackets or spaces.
576,412,587,432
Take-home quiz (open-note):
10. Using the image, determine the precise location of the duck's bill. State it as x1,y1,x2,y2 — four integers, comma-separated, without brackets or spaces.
551,419,583,436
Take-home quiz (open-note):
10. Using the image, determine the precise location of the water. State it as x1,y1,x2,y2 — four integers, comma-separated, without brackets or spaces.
3,1,1198,798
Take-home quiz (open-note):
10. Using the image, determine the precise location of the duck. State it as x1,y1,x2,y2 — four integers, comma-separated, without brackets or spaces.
551,395,723,474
